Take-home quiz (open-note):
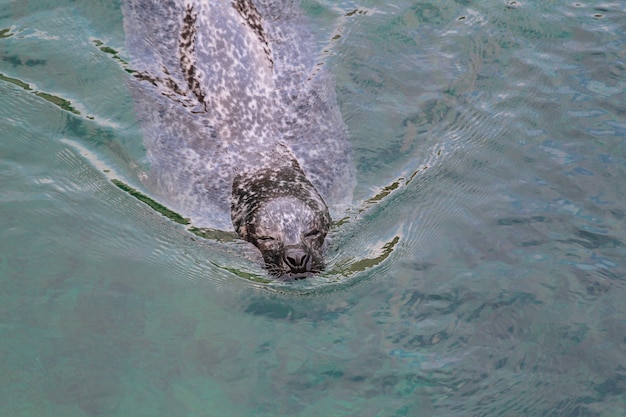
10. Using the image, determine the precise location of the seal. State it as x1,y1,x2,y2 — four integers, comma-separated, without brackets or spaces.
231,149,332,279
123,0,355,280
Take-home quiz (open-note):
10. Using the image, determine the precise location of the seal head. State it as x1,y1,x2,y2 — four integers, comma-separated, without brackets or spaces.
231,157,331,280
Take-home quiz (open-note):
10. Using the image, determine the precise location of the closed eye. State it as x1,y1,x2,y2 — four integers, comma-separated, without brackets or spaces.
257,236,276,242
304,230,320,238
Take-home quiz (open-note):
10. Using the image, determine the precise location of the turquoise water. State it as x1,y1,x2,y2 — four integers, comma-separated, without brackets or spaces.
2,0,626,415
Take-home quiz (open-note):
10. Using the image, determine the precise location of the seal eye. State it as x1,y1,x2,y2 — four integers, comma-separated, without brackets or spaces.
257,236,276,242
304,229,320,239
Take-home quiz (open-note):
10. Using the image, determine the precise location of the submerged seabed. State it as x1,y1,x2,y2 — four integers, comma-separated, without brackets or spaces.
1,0,625,416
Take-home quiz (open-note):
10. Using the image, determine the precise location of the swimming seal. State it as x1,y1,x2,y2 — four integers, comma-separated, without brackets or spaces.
123,0,355,280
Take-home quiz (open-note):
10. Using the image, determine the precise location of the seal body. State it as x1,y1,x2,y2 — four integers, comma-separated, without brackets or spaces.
123,0,355,279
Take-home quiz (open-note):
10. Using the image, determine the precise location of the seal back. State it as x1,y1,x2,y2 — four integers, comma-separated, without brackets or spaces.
123,0,355,231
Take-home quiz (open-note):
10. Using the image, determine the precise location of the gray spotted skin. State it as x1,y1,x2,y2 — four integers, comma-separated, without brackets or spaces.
123,0,355,277
179,5,206,108
230,148,331,279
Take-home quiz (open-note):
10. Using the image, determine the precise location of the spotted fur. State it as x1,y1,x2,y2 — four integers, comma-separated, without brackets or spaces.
231,149,331,279
123,0,355,277
231,0,273,68
179,4,207,109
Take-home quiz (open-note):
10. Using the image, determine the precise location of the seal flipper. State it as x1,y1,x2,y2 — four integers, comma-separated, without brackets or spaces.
176,0,277,143
231,0,274,69
124,0,207,112
177,1,274,115
179,4,207,113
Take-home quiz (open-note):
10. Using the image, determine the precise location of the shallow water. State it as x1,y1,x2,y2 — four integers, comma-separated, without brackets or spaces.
1,0,626,415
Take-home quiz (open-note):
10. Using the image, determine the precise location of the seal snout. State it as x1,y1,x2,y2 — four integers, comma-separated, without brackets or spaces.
283,246,310,273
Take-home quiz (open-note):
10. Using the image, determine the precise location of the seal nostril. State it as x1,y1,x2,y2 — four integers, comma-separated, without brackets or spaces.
284,248,309,271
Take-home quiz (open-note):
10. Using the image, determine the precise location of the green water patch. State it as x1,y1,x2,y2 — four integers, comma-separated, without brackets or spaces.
268,235,402,294
0,72,31,90
365,180,401,205
110,179,240,243
0,28,12,39
0,72,80,115
92,39,129,67
335,162,428,230
34,91,80,114
211,262,271,284
188,227,237,242
0,37,134,118
331,235,400,277
111,179,190,225
108,177,399,289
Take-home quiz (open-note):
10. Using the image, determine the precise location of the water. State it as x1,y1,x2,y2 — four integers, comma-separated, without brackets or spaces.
1,0,625,415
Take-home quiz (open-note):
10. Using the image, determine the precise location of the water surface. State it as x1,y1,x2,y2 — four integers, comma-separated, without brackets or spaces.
1,0,625,415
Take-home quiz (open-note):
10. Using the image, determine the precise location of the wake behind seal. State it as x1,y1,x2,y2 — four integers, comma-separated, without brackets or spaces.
123,0,355,280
